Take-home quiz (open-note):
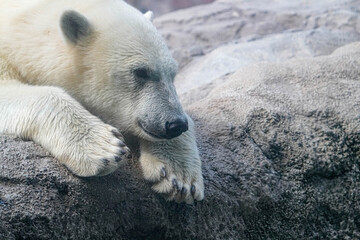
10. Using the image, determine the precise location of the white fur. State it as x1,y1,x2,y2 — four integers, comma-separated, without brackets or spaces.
139,117,204,203
0,0,204,203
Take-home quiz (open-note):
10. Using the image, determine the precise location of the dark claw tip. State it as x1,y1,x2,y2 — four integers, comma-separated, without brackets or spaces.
118,141,126,147
114,156,121,162
191,185,196,195
112,129,121,137
172,179,178,189
181,187,187,195
119,149,127,155
103,159,110,166
160,168,166,178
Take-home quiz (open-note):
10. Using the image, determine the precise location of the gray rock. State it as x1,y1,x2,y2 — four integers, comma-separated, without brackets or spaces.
155,0,360,68
176,29,360,106
126,0,214,16
185,42,360,239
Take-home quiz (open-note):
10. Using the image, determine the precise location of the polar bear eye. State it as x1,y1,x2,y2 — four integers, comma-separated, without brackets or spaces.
134,68,150,80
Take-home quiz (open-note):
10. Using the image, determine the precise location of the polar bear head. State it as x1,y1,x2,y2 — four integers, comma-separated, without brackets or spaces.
59,1,188,141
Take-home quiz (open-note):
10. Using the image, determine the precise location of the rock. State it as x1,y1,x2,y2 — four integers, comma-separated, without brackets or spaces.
184,42,360,239
126,0,214,16
155,0,360,68
2,0,360,239
176,29,360,106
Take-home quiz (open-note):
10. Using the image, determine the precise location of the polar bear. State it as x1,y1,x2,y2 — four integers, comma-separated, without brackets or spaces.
0,0,203,204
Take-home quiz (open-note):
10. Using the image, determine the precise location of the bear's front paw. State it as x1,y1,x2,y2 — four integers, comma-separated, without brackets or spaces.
139,136,204,204
60,124,130,177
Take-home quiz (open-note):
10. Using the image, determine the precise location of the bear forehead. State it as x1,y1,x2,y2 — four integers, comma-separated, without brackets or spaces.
75,0,178,76
83,0,153,29
86,1,169,57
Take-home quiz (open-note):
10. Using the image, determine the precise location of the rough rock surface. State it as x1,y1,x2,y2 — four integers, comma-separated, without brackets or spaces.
154,0,360,68
126,0,214,16
1,0,360,239
176,28,360,105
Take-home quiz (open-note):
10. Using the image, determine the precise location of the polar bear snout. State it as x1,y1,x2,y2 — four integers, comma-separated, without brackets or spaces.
165,117,188,139
138,114,189,140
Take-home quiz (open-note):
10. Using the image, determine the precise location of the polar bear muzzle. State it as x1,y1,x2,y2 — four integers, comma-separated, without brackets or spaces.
165,117,188,138
139,115,188,140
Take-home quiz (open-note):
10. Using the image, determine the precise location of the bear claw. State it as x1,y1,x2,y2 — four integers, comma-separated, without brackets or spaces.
191,185,196,196
181,187,187,195
172,179,179,190
111,129,122,138
103,159,110,166
119,149,127,155
160,168,167,178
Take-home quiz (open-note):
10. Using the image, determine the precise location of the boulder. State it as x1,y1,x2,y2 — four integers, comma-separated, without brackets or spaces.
175,29,360,106
154,0,360,68
126,0,214,16
1,0,360,239
186,43,360,239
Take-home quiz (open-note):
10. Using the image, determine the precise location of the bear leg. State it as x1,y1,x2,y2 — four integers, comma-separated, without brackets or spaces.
0,80,130,177
139,117,204,204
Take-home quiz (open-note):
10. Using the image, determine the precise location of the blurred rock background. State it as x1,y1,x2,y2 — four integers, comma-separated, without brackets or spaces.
126,0,214,16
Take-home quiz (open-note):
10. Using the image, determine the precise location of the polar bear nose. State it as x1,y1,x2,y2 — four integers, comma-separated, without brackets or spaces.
165,117,189,139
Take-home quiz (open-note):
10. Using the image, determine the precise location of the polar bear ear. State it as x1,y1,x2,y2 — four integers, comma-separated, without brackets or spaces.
60,10,92,45
144,11,154,22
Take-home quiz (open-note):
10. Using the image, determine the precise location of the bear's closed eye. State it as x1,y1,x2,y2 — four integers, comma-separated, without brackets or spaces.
134,68,150,79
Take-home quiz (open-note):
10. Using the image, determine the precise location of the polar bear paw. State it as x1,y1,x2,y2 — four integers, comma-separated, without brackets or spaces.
140,149,204,204
58,124,130,177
